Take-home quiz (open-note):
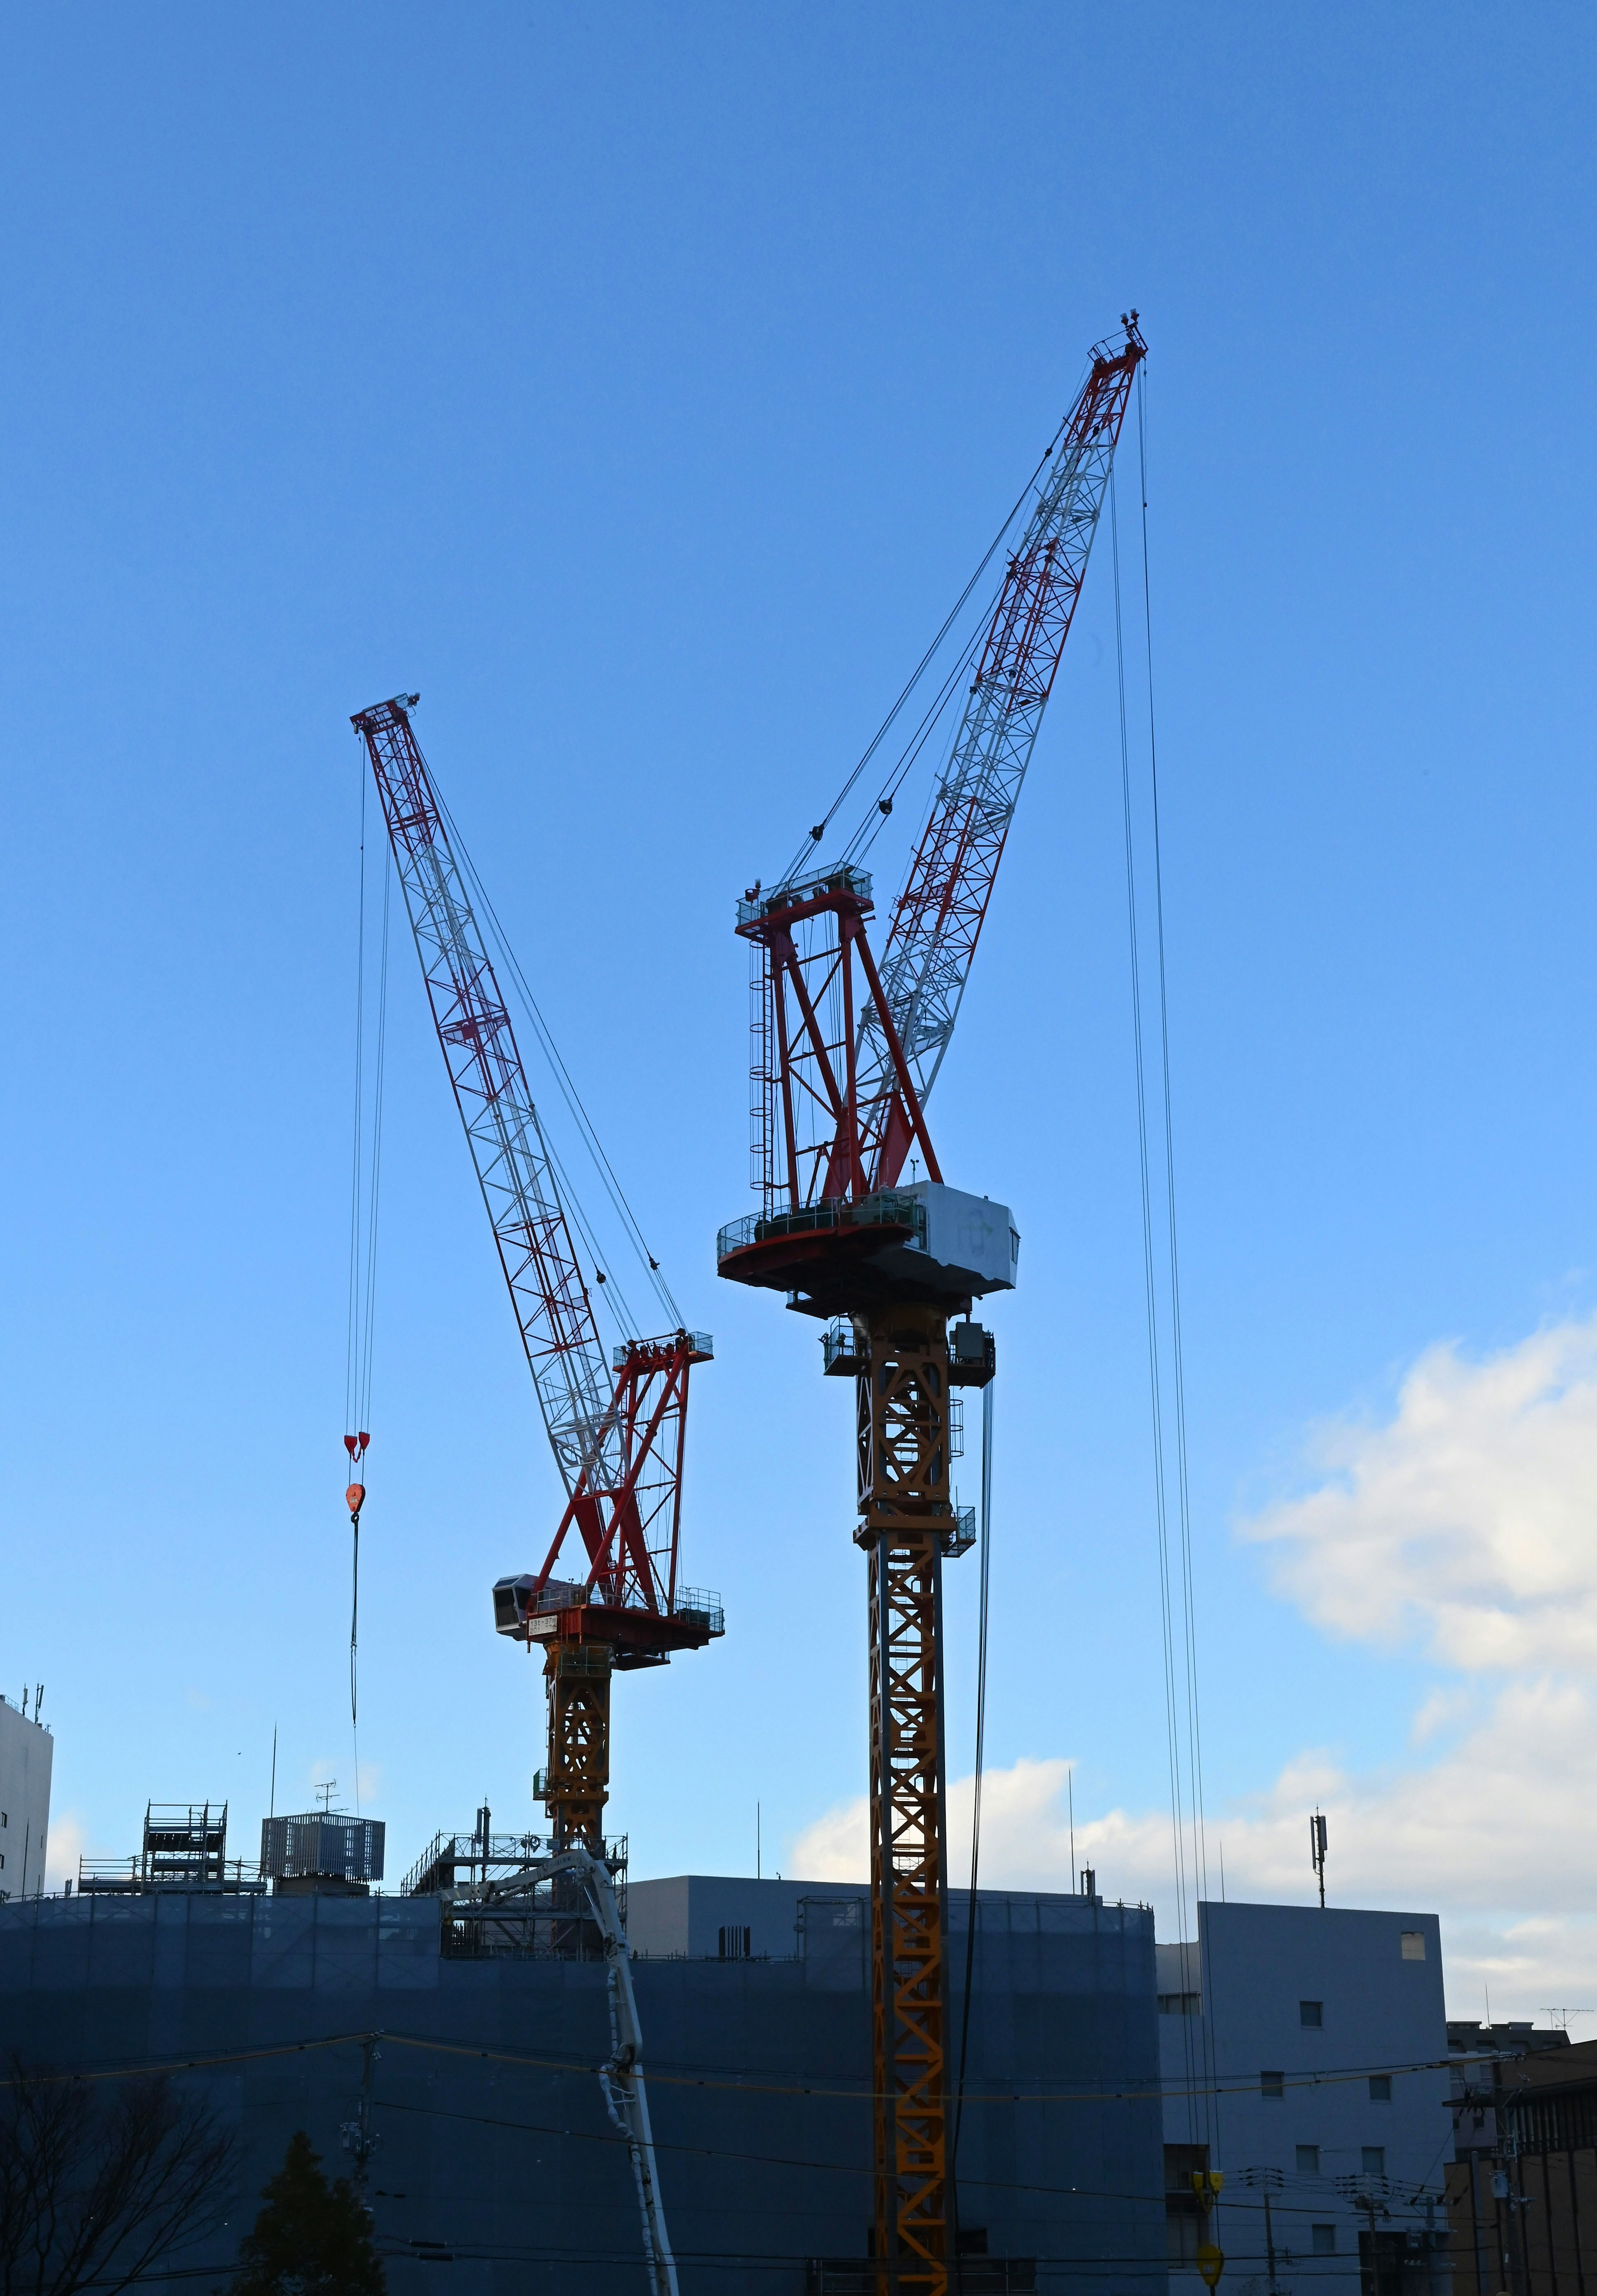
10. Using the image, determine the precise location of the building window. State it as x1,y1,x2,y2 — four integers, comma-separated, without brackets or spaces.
1261,2071,1284,2099
717,1926,751,1960
1312,2225,1337,2255
1297,2145,1320,2175
1369,2075,1392,2101
1362,2147,1386,2176
1164,2145,1208,2265
1159,1991,1201,2016
1300,2000,1323,2027
1400,1931,1425,1961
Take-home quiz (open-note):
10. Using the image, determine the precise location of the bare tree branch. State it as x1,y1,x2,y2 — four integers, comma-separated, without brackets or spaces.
0,2057,234,2296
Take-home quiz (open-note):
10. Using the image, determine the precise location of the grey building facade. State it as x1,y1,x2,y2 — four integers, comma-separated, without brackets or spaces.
0,1872,1164,2294
0,1694,52,1901
1160,1903,1451,2296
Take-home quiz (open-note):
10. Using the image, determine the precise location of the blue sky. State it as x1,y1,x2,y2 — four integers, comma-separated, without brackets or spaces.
2,5,1594,2014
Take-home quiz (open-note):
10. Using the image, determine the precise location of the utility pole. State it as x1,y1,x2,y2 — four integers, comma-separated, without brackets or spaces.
340,2031,383,2220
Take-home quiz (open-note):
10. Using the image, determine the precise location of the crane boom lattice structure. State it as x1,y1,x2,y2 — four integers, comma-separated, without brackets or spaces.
354,695,720,1860
719,318,1145,2296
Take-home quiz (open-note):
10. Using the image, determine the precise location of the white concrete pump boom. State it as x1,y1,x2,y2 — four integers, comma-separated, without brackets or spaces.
443,1843,677,2294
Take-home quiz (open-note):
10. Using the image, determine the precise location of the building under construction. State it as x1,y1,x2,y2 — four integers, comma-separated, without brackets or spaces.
0,1869,1162,2294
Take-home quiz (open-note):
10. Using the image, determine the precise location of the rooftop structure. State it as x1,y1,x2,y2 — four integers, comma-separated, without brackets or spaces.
0,1872,1160,2293
260,1810,385,1889
77,1800,264,1896
0,1691,52,1903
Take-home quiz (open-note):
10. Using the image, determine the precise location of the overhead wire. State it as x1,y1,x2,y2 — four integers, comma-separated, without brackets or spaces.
433,785,683,1331
1112,370,1216,2177
952,1379,995,2176
1133,358,1221,2177
344,758,393,1808
3,2022,1494,2106
1137,361,1210,1924
779,414,1082,890
1111,457,1197,2145
544,1131,645,1345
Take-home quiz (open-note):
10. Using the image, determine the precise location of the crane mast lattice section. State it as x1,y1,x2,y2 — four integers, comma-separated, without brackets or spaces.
858,1301,969,2292
353,696,722,1858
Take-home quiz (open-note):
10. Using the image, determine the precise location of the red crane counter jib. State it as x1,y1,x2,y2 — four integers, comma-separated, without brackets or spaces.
351,694,715,1663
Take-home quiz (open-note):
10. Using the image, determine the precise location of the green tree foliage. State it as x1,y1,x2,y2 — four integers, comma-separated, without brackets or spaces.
229,2130,385,2296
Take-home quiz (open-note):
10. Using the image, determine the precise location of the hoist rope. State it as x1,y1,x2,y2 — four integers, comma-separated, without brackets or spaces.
344,762,392,1798
1111,375,1213,2160
779,401,1092,890
545,1131,645,1345
952,1379,995,2174
1137,368,1209,1919
1135,363,1221,2165
433,788,684,1333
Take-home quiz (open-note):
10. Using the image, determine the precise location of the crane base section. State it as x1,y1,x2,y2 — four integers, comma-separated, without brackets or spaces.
717,1182,1019,1320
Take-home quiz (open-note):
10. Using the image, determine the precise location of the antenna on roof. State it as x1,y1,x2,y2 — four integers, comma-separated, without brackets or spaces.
1311,1810,1328,1908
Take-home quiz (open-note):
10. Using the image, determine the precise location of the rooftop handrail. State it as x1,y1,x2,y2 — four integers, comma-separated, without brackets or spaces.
736,863,873,927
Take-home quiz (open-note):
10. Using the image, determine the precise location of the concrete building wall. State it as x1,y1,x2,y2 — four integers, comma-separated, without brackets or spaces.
1161,1903,1450,2296
0,1698,52,1901
627,1873,865,1960
0,1876,1164,2294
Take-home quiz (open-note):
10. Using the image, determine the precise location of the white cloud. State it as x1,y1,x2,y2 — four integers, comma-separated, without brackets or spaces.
791,1316,1597,2027
43,1811,85,1895
1244,1318,1597,1671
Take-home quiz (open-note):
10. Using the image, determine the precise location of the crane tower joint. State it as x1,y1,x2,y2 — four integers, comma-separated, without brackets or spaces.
349,693,420,735
610,1330,713,1372
737,863,873,932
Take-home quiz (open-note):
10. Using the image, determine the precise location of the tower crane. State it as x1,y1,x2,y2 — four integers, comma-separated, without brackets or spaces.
353,694,722,1863
717,317,1145,2294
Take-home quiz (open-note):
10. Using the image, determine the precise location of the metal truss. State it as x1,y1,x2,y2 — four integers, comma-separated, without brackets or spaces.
738,868,939,1219
542,1639,613,1853
854,316,1145,1189
858,1304,956,2296
355,695,709,1613
354,695,719,1851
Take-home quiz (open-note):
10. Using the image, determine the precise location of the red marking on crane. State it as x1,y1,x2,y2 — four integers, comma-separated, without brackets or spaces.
346,1483,366,1516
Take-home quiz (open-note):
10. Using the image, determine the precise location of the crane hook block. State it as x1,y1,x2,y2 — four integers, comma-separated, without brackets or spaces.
346,1483,366,1517
344,1434,358,1457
